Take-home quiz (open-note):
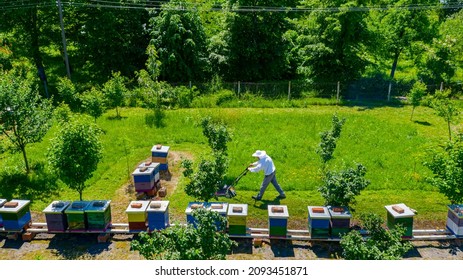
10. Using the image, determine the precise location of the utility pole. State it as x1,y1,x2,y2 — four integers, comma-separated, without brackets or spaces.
57,0,71,80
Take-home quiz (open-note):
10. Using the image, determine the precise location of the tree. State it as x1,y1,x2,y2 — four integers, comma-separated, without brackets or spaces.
48,117,102,200
102,71,127,118
369,0,437,98
131,209,236,260
431,91,460,141
182,117,231,202
423,134,463,204
318,163,370,208
81,87,106,122
340,213,413,260
56,77,80,111
288,0,370,88
149,0,210,82
225,0,296,81
316,113,346,166
407,81,427,121
0,68,53,173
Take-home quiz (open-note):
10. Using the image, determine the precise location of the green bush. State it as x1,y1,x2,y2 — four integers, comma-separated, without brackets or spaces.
340,213,413,260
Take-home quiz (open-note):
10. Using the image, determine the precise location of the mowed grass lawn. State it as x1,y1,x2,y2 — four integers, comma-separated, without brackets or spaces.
0,104,456,228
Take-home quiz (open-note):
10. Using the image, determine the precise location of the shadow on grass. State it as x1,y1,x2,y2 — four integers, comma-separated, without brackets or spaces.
252,198,281,210
0,161,61,201
145,110,166,128
47,233,110,260
106,115,128,120
414,120,432,126
343,99,404,111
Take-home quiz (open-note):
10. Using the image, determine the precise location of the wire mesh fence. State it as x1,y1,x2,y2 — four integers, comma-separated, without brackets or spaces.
171,79,463,101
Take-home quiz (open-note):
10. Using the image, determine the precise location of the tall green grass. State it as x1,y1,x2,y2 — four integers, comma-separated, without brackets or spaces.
0,104,454,227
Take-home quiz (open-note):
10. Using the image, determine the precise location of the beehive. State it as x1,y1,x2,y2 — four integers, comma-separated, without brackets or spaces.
138,162,160,183
385,203,415,238
268,205,289,237
132,166,157,193
208,202,228,231
151,145,170,171
125,201,149,231
65,201,91,231
308,206,330,239
328,206,351,238
185,202,206,227
43,201,71,232
85,200,112,231
227,204,248,235
0,200,31,231
447,204,463,237
0,199,6,228
147,200,170,231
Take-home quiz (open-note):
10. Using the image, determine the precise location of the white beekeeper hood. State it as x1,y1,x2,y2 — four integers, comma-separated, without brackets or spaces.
252,150,267,159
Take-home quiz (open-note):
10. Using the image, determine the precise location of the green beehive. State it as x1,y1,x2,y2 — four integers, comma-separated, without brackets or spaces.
385,203,415,238
85,200,111,231
65,201,91,231
227,204,248,235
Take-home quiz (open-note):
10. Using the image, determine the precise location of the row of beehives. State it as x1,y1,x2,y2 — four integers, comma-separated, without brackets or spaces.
2,198,463,238
131,145,170,196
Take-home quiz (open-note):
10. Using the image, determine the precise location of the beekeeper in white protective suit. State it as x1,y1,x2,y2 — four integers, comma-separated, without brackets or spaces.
248,150,286,201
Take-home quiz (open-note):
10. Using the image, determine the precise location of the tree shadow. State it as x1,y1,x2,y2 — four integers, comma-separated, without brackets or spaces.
270,239,295,257
47,233,110,260
343,99,404,111
0,161,61,201
413,120,432,126
145,111,166,128
107,115,128,120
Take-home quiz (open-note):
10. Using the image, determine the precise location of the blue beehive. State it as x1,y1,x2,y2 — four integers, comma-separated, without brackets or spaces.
138,162,160,182
0,200,31,231
185,202,206,227
308,206,330,239
268,205,289,237
132,166,157,193
147,200,170,231
151,145,170,171
0,199,6,227
208,202,228,231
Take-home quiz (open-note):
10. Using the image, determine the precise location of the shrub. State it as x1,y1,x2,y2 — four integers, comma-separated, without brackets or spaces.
340,213,413,260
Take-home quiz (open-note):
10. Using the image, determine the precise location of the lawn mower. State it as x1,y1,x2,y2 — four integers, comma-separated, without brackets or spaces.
215,167,249,198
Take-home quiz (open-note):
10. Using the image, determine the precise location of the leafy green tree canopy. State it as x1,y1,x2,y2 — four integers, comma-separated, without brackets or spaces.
318,163,370,207
316,113,346,165
102,71,127,118
47,117,102,200
340,213,413,260
0,68,53,173
81,87,106,122
424,134,463,204
131,209,237,260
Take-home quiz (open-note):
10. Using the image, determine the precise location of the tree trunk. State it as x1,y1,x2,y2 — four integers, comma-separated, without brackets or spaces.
448,121,452,141
388,50,401,102
20,144,30,174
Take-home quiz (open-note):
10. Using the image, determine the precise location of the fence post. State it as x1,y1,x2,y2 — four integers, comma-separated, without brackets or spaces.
336,81,340,103
440,82,443,92
238,81,241,96
288,81,291,100
387,82,392,102
189,81,192,89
